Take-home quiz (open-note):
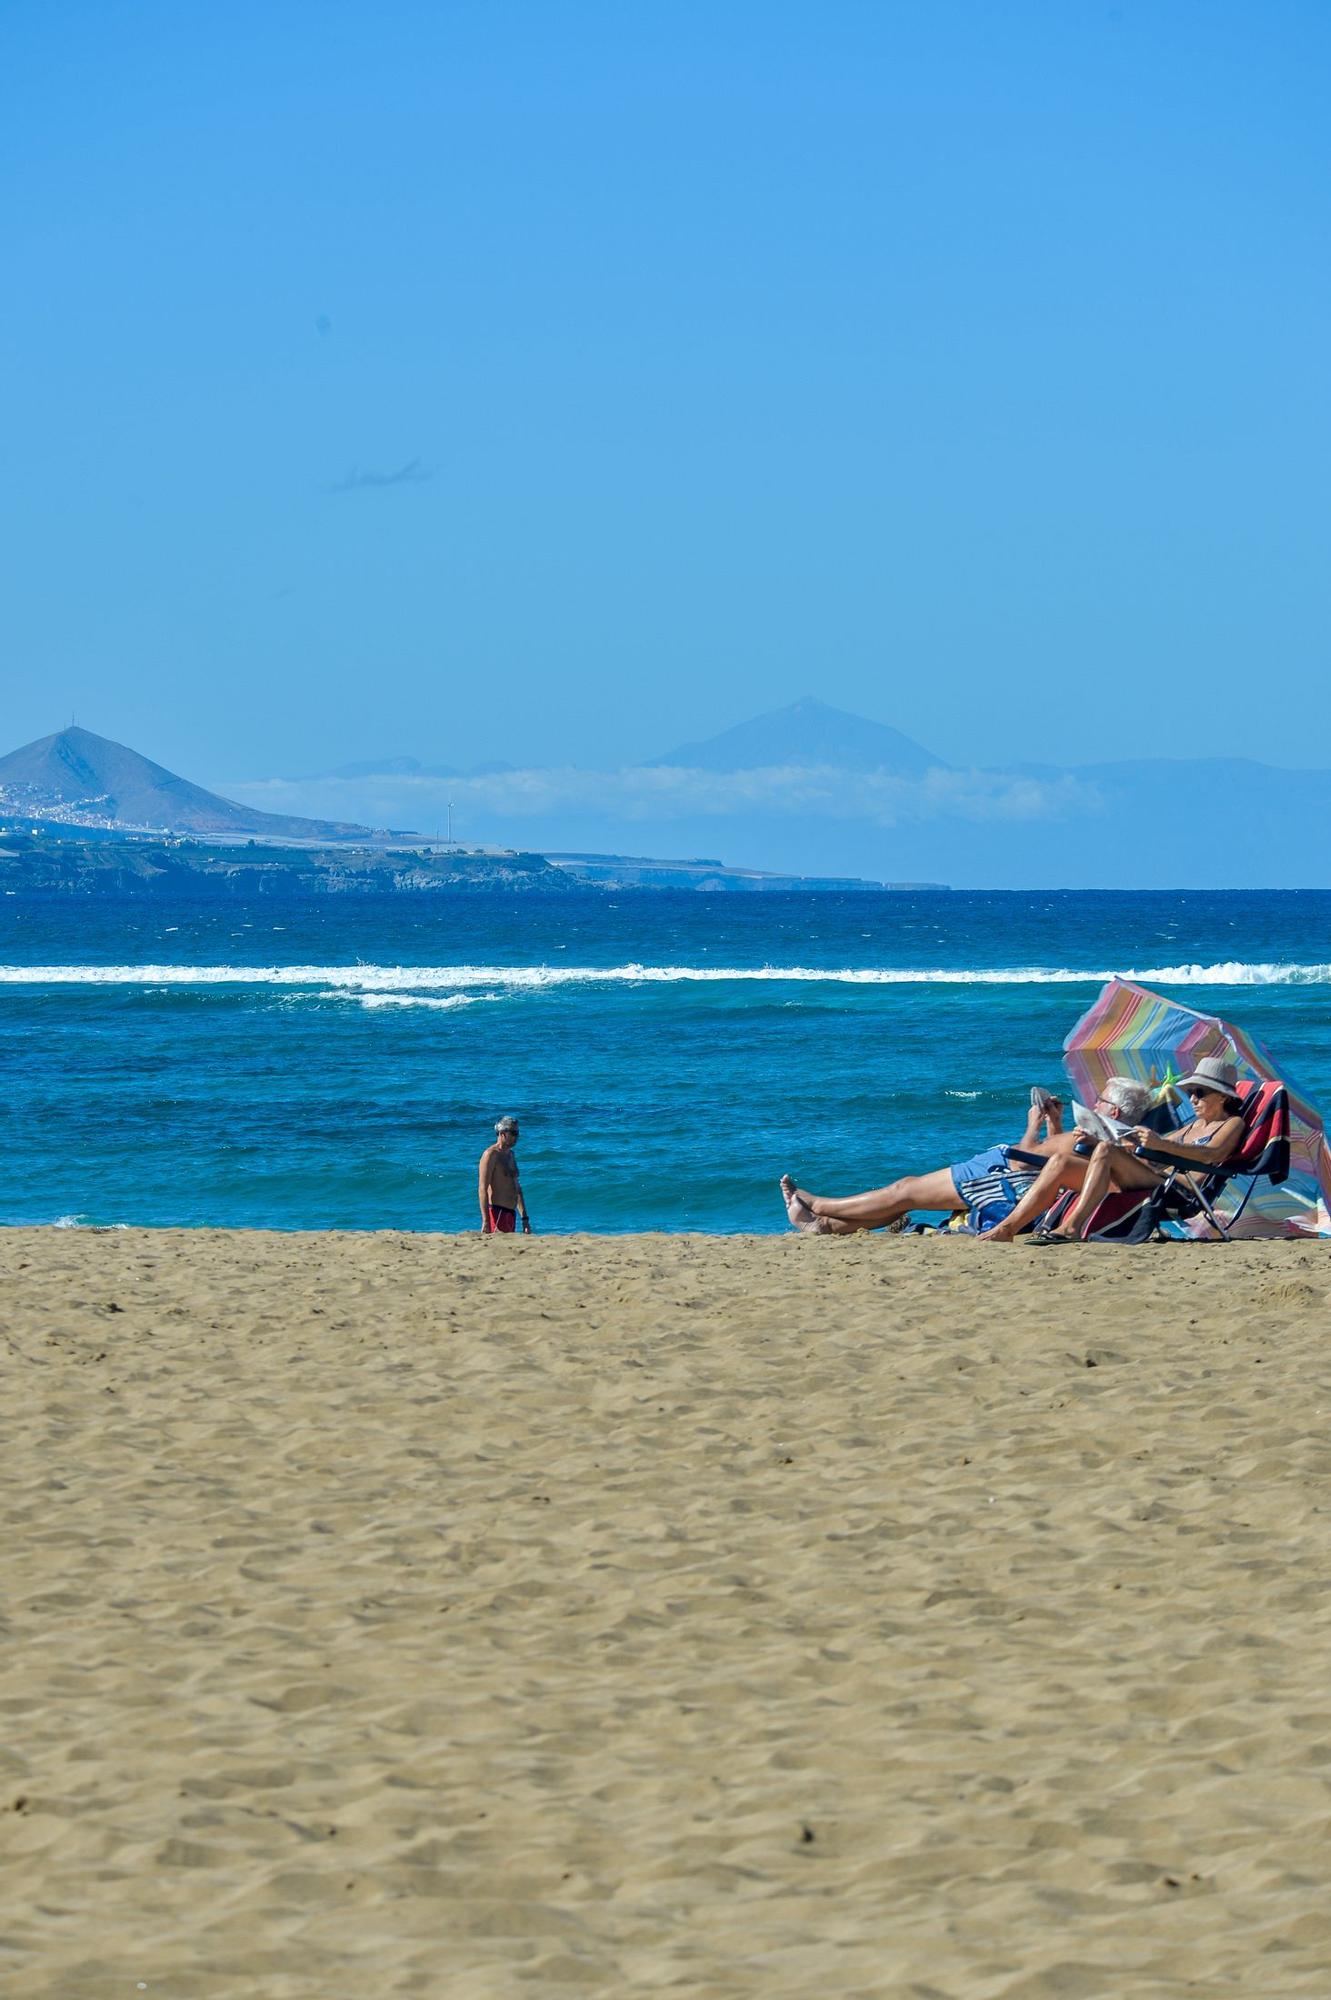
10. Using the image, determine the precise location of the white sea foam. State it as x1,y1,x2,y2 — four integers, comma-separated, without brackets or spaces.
1,958,1329,990
355,993,490,1011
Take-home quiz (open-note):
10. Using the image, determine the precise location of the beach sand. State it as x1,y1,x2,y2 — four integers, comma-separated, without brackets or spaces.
4,1226,1331,1998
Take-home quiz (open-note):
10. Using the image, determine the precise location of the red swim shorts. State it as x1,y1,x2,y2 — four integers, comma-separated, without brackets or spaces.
486,1205,518,1234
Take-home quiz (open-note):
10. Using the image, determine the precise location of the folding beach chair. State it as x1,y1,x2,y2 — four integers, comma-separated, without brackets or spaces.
1157,1078,1290,1238
1039,1079,1290,1243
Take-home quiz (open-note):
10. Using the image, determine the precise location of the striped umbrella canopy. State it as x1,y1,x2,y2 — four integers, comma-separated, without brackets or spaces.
1062,979,1331,1238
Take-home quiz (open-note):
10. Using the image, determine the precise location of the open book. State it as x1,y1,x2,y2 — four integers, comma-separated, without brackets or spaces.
1071,1099,1134,1145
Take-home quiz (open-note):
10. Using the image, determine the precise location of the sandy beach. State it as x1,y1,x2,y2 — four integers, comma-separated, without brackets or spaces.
4,1226,1331,1998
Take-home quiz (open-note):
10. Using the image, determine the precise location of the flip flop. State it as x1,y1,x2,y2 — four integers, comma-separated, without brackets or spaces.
1033,1227,1077,1245
1030,1087,1062,1114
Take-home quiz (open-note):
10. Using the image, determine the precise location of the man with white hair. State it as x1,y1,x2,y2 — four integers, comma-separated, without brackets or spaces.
990,1059,1243,1244
478,1115,532,1233
782,1077,1154,1237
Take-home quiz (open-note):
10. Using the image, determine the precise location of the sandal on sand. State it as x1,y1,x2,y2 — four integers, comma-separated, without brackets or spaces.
1033,1227,1076,1246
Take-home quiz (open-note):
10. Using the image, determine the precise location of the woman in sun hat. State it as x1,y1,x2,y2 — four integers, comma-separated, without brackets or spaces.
998,1054,1248,1244
1170,1055,1246,1116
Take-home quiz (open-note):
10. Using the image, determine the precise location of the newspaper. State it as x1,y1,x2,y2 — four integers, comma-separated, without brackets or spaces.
1071,1100,1134,1145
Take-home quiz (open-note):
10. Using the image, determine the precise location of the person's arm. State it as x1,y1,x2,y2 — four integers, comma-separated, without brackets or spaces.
478,1148,494,1230
1126,1115,1244,1166
1018,1096,1063,1148
514,1168,532,1232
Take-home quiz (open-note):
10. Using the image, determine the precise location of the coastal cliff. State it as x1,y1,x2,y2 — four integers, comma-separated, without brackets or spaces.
0,833,580,896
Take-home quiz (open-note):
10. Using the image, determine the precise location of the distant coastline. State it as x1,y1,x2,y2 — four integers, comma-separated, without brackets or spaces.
543,853,944,892
0,831,945,896
0,831,574,897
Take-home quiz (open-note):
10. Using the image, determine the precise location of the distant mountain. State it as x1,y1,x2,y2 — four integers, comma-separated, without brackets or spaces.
651,697,946,775
1010,754,1331,804
0,728,387,842
333,754,430,780
201,699,1331,886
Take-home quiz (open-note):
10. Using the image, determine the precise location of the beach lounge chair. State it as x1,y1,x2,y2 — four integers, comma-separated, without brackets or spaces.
1037,1079,1291,1243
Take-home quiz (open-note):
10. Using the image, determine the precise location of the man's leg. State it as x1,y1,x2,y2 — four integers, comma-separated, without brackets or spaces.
1021,1129,1081,1163
783,1166,966,1234
983,1151,1088,1241
781,1179,860,1234
1049,1144,1163,1240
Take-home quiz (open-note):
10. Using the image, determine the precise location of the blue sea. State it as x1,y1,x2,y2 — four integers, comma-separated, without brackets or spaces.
3,890,1330,1233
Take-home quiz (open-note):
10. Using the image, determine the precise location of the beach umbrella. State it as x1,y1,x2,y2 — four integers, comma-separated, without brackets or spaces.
1061,978,1331,1238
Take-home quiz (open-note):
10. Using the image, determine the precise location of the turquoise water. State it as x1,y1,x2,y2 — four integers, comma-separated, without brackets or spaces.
3,890,1329,1232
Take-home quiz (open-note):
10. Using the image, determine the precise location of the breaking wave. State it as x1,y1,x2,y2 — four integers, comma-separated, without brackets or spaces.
0,959,1329,990
355,993,489,1011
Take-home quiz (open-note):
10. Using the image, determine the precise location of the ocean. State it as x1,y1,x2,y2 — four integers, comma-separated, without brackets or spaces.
3,889,1329,1234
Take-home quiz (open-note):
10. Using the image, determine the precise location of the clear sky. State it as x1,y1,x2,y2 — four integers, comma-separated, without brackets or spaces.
4,0,1329,785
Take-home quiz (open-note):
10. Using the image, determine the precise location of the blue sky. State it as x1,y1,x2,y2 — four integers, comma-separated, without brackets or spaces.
4,0,1329,786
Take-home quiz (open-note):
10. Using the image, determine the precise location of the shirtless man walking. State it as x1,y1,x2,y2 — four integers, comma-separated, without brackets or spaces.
478,1116,531,1233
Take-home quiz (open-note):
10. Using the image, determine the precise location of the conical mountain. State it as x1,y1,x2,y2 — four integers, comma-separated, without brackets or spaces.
651,698,945,775
0,727,378,841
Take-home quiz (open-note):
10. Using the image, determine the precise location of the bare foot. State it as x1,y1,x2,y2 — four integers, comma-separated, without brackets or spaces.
780,1174,830,1234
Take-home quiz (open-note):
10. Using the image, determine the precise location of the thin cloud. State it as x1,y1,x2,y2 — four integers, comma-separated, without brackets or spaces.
437,764,1103,826
326,458,434,494
228,763,1103,828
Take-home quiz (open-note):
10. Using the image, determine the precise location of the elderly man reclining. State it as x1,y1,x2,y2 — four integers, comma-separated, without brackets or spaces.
983,1056,1246,1243
781,1078,1154,1237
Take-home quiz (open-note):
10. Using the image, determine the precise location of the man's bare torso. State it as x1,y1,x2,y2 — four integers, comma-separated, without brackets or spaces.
480,1143,521,1209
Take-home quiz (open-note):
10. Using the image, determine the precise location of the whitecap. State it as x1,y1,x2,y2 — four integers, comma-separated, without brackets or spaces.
355,993,490,1011
0,960,1327,991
